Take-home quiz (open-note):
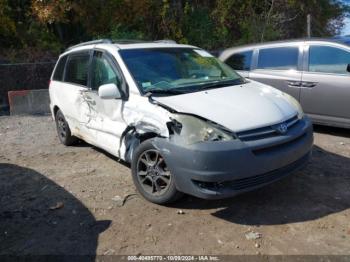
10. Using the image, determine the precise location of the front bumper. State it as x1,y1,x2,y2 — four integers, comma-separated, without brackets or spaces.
153,116,313,199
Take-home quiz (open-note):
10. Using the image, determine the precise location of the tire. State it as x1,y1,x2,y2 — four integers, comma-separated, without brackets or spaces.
55,109,77,146
131,139,183,204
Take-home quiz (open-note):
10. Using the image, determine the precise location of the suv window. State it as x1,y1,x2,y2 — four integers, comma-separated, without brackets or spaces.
225,51,252,71
53,55,67,81
91,51,121,90
257,47,299,70
64,52,90,86
309,45,350,74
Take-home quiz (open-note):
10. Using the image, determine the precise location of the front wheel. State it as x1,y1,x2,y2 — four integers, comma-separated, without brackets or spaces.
131,139,183,204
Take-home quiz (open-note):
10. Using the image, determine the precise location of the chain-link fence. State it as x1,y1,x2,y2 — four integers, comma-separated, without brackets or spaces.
0,62,56,115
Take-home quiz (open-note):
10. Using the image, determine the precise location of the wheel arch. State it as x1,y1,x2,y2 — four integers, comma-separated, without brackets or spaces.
124,130,161,163
53,105,60,119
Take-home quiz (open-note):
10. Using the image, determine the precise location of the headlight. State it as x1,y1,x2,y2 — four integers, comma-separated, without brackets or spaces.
283,93,304,119
170,114,235,145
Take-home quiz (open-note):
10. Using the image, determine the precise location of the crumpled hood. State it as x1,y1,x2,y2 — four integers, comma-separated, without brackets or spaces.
153,81,298,132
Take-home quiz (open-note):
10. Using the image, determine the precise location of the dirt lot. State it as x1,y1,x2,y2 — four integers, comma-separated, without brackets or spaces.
0,115,350,256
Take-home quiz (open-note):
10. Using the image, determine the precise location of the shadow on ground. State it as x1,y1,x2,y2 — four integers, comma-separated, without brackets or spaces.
0,163,111,258
170,144,350,226
313,124,350,138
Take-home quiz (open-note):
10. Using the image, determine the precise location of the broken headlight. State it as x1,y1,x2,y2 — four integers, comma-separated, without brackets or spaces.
170,114,235,144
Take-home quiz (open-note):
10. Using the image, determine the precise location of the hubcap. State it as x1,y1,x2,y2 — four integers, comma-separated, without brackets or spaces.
136,149,171,196
57,116,67,139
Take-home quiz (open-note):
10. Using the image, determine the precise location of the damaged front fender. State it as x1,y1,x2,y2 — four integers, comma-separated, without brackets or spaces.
121,97,236,162
119,96,174,162
122,97,171,137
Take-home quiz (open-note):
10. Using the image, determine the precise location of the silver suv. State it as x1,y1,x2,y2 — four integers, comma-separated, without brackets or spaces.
219,37,350,129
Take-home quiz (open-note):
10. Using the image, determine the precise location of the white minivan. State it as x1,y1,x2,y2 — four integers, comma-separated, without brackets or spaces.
49,39,313,204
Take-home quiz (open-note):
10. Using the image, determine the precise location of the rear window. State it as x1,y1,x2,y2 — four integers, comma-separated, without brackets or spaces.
225,51,253,71
257,47,299,70
52,55,67,81
64,53,90,86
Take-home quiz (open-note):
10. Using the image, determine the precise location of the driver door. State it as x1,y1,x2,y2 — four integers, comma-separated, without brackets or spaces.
82,50,127,156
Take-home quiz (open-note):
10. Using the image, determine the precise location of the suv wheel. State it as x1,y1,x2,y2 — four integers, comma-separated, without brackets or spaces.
55,109,77,146
131,139,183,204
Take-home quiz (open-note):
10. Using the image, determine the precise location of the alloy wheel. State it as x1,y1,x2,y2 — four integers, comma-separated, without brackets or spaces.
136,149,171,196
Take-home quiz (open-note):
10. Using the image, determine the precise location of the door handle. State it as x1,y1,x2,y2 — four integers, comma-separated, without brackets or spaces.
301,82,317,88
287,81,302,87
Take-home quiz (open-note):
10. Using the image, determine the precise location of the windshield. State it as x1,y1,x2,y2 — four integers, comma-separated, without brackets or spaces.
119,48,244,95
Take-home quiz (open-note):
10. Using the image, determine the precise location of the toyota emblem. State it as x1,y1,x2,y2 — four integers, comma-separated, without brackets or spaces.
277,123,288,134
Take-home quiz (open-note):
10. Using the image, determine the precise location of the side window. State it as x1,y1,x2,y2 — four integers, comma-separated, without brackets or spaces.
257,47,299,70
91,51,121,90
53,55,67,81
64,53,90,86
225,51,253,71
309,46,350,74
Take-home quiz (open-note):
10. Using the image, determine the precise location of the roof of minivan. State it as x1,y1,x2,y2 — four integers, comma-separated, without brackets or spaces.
63,40,198,56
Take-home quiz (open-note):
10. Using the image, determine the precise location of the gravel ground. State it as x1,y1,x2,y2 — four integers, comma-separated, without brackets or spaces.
0,116,350,255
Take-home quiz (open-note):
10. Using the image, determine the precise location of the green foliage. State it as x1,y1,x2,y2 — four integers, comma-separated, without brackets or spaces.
0,0,19,47
26,22,62,52
181,4,217,49
105,24,145,41
0,0,349,59
0,0,16,46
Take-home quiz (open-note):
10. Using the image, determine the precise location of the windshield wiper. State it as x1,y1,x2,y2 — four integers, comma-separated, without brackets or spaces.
144,78,245,96
198,78,245,91
144,88,185,96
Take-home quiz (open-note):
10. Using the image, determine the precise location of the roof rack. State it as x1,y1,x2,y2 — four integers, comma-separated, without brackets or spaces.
66,39,112,51
113,39,150,44
113,39,177,44
153,39,177,44
66,38,178,51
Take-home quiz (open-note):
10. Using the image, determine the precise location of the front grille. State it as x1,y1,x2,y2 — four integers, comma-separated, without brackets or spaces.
236,115,299,141
252,132,306,156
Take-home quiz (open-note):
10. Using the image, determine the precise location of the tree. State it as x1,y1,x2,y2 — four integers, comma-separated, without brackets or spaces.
0,0,17,47
1,0,349,57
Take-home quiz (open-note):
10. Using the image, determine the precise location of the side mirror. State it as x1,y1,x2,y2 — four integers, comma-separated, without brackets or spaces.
98,83,121,99
347,64,350,73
